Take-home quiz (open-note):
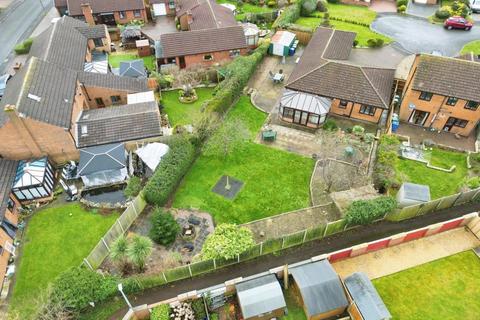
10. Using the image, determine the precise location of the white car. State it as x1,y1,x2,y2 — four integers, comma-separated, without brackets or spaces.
471,0,480,13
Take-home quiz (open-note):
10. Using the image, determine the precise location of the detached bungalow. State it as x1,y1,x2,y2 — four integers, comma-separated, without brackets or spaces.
175,0,237,31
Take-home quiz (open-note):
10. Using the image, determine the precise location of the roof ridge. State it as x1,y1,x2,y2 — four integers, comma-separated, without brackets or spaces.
286,60,329,87
205,0,219,28
359,67,389,108
320,28,335,59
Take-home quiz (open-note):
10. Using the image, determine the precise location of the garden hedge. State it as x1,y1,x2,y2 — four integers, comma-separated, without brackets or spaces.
345,196,397,226
273,0,306,28
143,136,196,206
14,38,34,55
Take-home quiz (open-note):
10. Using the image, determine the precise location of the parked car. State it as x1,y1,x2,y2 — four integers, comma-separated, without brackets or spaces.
444,16,473,30
0,74,12,99
470,0,480,13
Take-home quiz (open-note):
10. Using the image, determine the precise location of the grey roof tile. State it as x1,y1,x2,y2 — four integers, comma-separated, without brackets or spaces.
67,0,145,16
78,143,126,176
0,159,18,222
77,71,148,91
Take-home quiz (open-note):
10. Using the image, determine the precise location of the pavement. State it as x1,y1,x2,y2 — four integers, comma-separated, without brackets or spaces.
141,16,178,40
348,45,407,68
372,14,480,56
107,202,480,319
0,0,53,74
406,1,438,18
333,227,480,279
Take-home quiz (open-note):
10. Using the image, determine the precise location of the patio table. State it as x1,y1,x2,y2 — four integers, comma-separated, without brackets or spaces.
273,73,284,83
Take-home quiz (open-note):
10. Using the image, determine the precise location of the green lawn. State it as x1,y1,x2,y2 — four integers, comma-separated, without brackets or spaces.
374,251,480,320
161,87,214,127
394,148,468,199
282,287,307,320
461,40,480,55
321,3,378,25
108,52,156,71
172,96,314,224
217,0,275,21
9,203,119,319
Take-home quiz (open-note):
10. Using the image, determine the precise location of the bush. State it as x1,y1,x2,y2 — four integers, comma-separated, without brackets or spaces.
466,176,480,189
149,208,180,245
237,0,244,6
316,0,328,12
301,0,317,16
374,135,400,192
353,39,358,47
367,38,385,48
345,196,397,226
124,176,142,198
396,0,407,6
201,224,255,260
435,7,451,19
267,0,277,6
327,0,339,3
14,38,33,55
192,299,207,319
273,0,304,28
398,4,407,13
144,136,196,206
323,119,337,131
352,125,365,136
151,304,170,320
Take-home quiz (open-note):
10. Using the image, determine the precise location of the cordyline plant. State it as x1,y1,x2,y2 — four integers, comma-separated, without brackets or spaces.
201,224,255,260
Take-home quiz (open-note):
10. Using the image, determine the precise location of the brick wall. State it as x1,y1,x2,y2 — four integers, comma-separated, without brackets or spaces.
181,48,248,69
80,86,133,109
114,9,147,25
329,99,383,124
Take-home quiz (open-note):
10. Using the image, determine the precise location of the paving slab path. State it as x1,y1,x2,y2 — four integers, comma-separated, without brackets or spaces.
108,202,480,319
333,227,480,279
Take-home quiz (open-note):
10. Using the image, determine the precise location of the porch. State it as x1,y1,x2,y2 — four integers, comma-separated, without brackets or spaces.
395,122,478,152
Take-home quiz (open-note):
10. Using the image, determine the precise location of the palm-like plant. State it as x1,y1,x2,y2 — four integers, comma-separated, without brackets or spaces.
110,235,129,273
127,235,153,272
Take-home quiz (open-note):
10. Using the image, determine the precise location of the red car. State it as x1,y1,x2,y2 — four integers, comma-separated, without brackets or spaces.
444,16,473,30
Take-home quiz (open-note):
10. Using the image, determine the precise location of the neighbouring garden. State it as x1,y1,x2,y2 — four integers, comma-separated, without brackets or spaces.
461,40,480,55
374,251,480,319
9,203,119,319
217,0,278,21
161,87,214,127
108,51,156,72
172,96,314,224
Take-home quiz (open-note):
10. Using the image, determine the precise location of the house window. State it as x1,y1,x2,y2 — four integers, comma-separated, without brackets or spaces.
111,95,121,104
7,198,15,211
95,97,105,106
203,54,213,61
465,100,479,111
359,105,376,116
119,11,126,19
283,107,294,119
309,114,319,125
229,49,240,58
169,0,175,9
339,100,348,109
134,10,141,17
447,117,468,128
446,97,458,106
93,38,103,47
419,91,433,101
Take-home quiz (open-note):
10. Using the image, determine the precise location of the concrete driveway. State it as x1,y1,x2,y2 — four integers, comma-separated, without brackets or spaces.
372,14,480,56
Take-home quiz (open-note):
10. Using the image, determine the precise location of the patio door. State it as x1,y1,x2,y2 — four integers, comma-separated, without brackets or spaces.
293,110,308,126
408,110,429,126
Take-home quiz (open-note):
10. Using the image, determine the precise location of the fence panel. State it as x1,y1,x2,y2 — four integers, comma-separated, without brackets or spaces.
454,188,479,205
435,193,461,210
386,205,420,221
262,238,283,255
283,230,306,248
305,224,326,242
417,198,442,216
190,259,216,276
239,243,262,261
164,265,191,282
102,222,124,245
215,257,238,269
324,219,347,237
85,240,109,269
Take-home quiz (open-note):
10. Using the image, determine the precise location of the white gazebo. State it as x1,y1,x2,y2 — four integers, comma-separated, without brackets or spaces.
135,143,170,176
279,90,331,128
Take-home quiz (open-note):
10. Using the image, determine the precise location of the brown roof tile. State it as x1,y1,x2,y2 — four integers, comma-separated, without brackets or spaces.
67,0,145,16
0,159,18,222
189,1,236,30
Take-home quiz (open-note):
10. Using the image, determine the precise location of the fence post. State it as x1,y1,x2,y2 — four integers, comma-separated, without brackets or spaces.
213,258,216,269
281,237,285,249
117,219,125,233
323,224,329,237
452,193,464,207
237,254,240,263
102,237,110,252
162,272,167,283
434,197,444,211
83,258,94,271
131,200,138,216
188,264,193,277
260,242,263,255
414,205,422,217
473,189,480,202
302,229,307,243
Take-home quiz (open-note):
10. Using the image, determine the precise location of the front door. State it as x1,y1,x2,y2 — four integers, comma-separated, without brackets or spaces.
408,110,429,126
179,56,186,69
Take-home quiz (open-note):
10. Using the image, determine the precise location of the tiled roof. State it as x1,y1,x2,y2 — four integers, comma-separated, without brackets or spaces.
286,27,394,109
455,52,480,63
76,102,162,147
76,25,107,39
67,0,145,16
412,54,480,102
55,0,67,7
159,26,246,57
0,159,18,222
188,1,236,30
287,62,394,109
0,57,78,128
77,71,149,91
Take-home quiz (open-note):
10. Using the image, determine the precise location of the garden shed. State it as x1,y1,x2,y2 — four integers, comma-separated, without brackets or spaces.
396,182,430,208
290,260,348,320
269,30,296,56
77,143,128,188
279,90,331,128
344,272,391,320
235,274,286,320
11,157,55,202
135,143,170,176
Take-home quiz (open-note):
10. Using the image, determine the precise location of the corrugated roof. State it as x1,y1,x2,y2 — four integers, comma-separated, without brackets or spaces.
67,0,145,16
280,90,331,115
76,101,162,147
78,143,126,176
0,159,18,222
291,260,348,317
344,272,392,320
235,274,286,319
159,26,246,57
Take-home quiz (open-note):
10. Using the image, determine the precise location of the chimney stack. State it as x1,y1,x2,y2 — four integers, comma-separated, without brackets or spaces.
81,3,95,26
4,105,43,158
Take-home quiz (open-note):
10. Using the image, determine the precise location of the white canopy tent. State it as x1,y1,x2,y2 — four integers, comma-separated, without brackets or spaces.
135,143,170,173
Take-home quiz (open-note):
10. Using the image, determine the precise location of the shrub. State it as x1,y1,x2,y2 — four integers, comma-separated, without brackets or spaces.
435,7,451,19
149,208,180,245
210,314,219,320
124,176,142,198
192,299,207,319
466,176,480,189
267,0,277,6
237,0,244,6
301,0,317,16
151,304,170,320
353,39,358,47
345,196,397,226
398,4,407,13
273,0,304,28
352,125,365,136
316,0,328,12
14,38,34,55
323,119,337,131
144,136,196,206
110,235,129,272
374,135,400,192
327,0,339,3
367,38,384,48
127,235,153,271
201,224,255,260
396,0,407,6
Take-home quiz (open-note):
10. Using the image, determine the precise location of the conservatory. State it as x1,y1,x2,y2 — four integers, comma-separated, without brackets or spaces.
11,157,55,202
279,90,331,128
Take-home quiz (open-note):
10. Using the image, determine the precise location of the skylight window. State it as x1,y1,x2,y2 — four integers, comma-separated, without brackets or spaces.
27,93,41,102
81,125,88,136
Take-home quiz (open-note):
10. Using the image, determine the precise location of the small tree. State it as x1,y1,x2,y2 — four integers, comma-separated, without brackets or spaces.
201,224,255,260
127,235,153,272
149,208,180,245
124,176,142,198
301,0,317,16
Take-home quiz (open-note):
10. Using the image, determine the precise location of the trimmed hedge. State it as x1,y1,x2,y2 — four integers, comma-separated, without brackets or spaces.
143,136,196,206
273,0,305,29
205,40,269,114
345,196,397,226
151,304,170,320
14,38,34,55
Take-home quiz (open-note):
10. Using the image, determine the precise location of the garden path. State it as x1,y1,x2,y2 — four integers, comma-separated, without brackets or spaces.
332,227,480,279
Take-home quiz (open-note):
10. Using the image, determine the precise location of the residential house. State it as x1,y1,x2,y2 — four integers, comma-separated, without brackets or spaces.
157,26,247,69
0,16,160,164
58,0,147,25
0,159,21,292
283,27,395,128
175,0,236,31
395,54,480,137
